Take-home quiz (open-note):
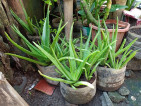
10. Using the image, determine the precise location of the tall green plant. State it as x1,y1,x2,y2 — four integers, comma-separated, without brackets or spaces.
34,22,116,88
5,6,67,66
96,18,137,69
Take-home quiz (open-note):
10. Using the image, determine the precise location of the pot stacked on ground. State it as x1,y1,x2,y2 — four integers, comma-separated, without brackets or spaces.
126,26,141,59
60,73,97,104
97,66,126,91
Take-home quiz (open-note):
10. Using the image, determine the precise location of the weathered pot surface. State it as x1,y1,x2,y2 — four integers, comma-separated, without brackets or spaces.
60,74,96,104
97,66,126,91
37,65,60,85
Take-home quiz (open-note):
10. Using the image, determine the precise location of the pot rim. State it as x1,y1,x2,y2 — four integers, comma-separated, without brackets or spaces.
89,19,130,32
128,25,141,37
97,66,126,74
60,76,96,91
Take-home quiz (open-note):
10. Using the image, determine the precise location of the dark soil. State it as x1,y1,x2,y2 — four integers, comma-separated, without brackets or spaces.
106,23,124,29
130,28,141,35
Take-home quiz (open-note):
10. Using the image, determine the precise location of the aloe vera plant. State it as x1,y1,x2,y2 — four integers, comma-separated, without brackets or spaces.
5,6,68,66
33,21,117,88
96,18,137,69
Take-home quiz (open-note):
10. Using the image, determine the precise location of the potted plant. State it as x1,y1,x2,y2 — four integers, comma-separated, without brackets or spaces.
34,23,115,104
5,6,68,85
95,19,137,91
81,0,130,50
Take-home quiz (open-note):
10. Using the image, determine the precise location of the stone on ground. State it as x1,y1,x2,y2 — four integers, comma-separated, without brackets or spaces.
118,86,130,96
100,92,113,106
108,92,126,103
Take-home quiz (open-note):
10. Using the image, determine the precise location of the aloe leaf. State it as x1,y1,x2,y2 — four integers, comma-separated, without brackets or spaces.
89,61,101,79
80,31,83,59
42,6,50,48
117,50,132,69
69,23,77,78
5,32,44,58
51,20,67,49
38,71,74,84
73,81,94,89
118,39,126,50
10,9,33,34
59,57,91,66
11,25,44,56
115,38,137,57
121,51,136,68
6,53,47,66
83,26,92,59
19,0,28,19
34,42,72,80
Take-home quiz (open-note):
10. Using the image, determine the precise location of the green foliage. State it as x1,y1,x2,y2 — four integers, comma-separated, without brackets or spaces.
5,6,68,66
110,4,128,12
126,0,134,10
35,20,117,88
10,0,36,35
95,18,137,69
43,0,57,5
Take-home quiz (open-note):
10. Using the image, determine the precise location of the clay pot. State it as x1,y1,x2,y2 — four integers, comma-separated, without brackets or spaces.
97,66,126,91
60,74,96,104
90,19,130,51
37,65,60,85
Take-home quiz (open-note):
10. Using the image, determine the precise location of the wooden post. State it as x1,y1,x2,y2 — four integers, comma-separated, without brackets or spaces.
0,72,29,106
64,0,73,41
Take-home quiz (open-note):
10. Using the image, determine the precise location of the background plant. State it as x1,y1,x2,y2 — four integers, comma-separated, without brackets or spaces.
80,0,127,26
5,6,68,66
10,0,36,35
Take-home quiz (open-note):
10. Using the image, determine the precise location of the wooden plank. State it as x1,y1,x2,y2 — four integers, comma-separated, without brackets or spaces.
0,72,29,106
64,0,73,41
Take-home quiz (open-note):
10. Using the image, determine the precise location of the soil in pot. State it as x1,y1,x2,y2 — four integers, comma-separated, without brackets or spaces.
97,66,126,91
60,74,97,104
106,23,124,29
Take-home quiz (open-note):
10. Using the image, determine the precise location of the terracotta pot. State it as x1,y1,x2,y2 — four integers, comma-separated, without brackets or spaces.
90,19,130,51
97,66,126,91
60,74,96,104
37,65,60,85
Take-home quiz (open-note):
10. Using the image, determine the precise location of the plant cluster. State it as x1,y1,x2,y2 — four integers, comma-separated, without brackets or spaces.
6,7,68,66
94,18,137,69
5,1,136,89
